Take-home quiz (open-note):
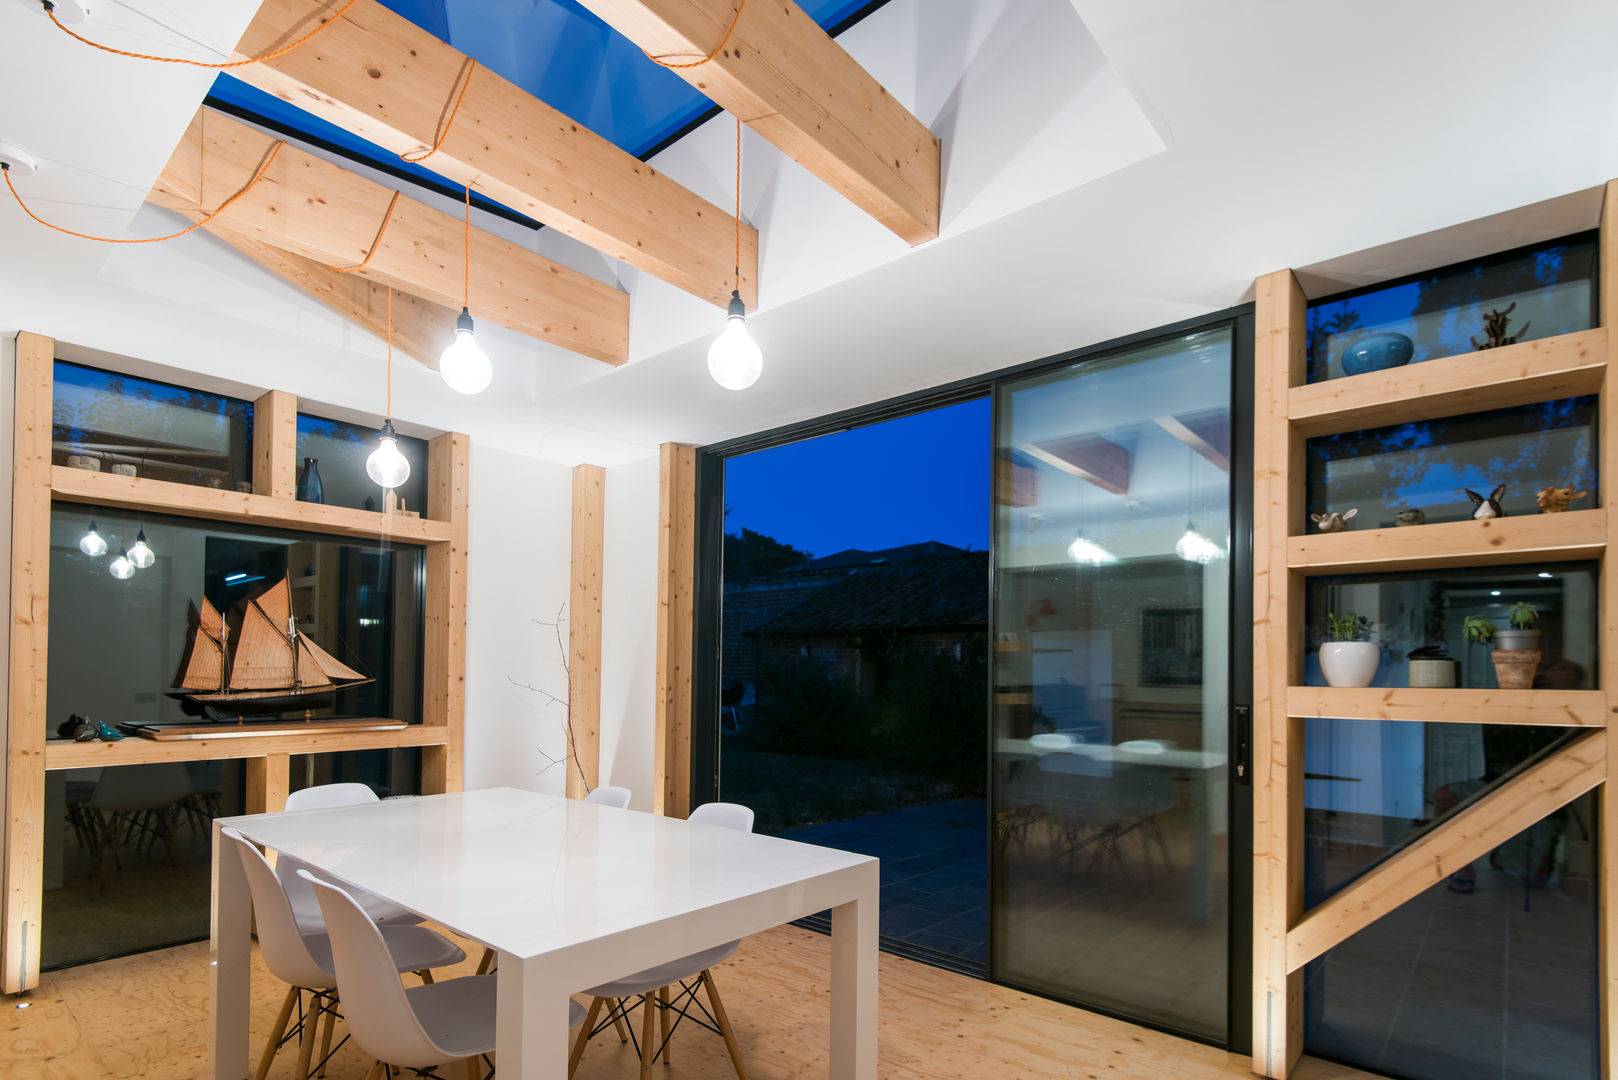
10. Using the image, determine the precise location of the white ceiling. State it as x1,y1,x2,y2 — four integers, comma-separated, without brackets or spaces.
1,0,1616,465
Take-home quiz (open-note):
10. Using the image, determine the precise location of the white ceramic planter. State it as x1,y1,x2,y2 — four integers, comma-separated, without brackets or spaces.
1320,641,1381,687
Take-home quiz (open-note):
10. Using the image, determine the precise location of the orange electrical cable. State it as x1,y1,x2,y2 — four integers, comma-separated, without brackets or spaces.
3,139,286,244
401,58,479,164
328,191,401,274
733,114,741,294
385,286,393,418
461,184,470,309
45,0,360,69
643,0,749,68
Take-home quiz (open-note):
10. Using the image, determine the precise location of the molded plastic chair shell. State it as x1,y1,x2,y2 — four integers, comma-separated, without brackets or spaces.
583,786,633,809
687,801,754,833
221,827,464,989
278,783,423,931
301,870,584,1069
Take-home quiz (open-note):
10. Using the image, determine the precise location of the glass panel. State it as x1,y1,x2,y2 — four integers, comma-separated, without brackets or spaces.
719,397,991,975
1305,397,1597,529
52,360,254,490
1305,718,1576,904
1305,787,1599,1080
46,504,424,737
43,760,248,969
295,413,428,515
1302,564,1598,690
991,328,1232,1039
289,748,422,798
1305,234,1597,383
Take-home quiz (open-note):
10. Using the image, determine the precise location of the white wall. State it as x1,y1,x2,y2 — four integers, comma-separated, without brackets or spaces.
598,455,660,810
463,447,576,793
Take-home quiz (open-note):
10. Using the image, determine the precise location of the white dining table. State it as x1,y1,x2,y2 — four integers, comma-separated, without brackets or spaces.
209,787,879,1080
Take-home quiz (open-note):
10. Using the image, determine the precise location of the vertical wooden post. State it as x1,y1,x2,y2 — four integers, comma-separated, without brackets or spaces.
252,389,298,500
1598,178,1618,1080
654,444,697,818
567,465,605,799
245,754,291,814
3,332,53,994
1252,271,1307,1077
423,432,470,795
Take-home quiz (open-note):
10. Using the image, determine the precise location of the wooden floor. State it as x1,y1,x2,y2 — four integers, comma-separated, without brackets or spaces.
1,924,1376,1080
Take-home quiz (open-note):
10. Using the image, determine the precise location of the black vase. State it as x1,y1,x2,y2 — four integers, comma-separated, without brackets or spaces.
297,457,325,504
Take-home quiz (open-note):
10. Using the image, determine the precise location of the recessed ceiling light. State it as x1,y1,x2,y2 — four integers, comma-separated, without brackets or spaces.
1538,572,1554,579
15,1001,29,1009
1490,590,1502,596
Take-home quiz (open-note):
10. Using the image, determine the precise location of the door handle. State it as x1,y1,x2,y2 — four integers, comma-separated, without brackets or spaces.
1234,705,1251,785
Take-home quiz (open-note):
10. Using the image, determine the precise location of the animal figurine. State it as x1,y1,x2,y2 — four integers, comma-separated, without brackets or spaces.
1461,484,1507,519
1394,508,1426,527
1536,485,1589,513
1470,302,1530,350
1310,509,1357,533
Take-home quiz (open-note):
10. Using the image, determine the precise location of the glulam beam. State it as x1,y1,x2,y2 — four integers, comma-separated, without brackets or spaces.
154,109,628,365
575,0,940,244
232,0,757,309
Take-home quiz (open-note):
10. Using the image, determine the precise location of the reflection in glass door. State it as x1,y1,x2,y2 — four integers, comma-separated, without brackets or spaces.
991,328,1235,1040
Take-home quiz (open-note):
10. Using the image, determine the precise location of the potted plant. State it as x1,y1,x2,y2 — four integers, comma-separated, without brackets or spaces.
1491,602,1541,689
1320,612,1379,687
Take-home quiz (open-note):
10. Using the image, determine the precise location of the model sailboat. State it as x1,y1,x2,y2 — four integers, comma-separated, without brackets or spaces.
170,577,371,718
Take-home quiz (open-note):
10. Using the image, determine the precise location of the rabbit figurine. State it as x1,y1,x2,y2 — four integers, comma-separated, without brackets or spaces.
1461,484,1506,520
1310,509,1357,533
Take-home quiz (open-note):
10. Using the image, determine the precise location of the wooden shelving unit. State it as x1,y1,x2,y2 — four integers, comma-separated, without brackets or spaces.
1250,182,1618,1079
1,337,470,994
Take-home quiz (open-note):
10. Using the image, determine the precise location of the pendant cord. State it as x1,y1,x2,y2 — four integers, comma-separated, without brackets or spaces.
43,0,359,69
386,286,393,419
463,184,471,311
734,115,741,296
401,58,479,164
643,0,748,68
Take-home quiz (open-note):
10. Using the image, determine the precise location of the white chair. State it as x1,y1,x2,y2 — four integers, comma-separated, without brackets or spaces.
570,802,755,1080
302,869,586,1080
584,785,634,809
279,783,424,933
221,829,466,1080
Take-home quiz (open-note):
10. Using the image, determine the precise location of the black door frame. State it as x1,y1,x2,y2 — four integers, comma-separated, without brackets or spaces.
690,304,1255,1052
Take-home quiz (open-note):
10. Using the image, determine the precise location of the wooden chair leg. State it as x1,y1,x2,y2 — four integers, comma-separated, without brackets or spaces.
253,985,299,1080
475,947,495,975
418,968,435,984
570,995,604,1077
638,992,657,1080
702,970,749,1080
611,998,630,1043
364,1061,385,1080
658,986,671,1066
295,991,319,1079
315,995,337,1079
465,1056,482,1080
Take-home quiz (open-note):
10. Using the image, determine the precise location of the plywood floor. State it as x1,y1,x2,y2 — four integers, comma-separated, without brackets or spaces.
1,924,1375,1080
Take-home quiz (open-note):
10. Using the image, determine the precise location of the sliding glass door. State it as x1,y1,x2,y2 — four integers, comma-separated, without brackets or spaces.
990,327,1240,1041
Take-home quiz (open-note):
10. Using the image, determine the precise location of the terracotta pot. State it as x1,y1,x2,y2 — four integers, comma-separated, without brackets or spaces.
1491,649,1541,690
1320,641,1381,687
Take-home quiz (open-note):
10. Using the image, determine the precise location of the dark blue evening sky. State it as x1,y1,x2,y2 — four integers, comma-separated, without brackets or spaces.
723,397,991,558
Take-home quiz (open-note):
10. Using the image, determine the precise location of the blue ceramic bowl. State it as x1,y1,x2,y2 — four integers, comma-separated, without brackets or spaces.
1340,332,1414,376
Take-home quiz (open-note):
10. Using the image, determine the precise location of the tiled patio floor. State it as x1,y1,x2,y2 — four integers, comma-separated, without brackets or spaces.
779,798,987,972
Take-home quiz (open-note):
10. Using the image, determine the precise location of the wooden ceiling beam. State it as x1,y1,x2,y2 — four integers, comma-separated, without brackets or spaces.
575,0,940,245
232,0,757,309
1155,411,1231,472
152,109,627,366
1019,435,1132,496
206,225,456,370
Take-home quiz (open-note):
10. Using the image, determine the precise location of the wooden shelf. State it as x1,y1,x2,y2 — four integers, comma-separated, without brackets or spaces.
1288,327,1607,438
51,467,455,545
1287,510,1605,574
1288,686,1607,726
44,724,449,769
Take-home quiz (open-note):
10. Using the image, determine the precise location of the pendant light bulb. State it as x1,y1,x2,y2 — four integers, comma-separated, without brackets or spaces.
366,420,412,489
1175,521,1223,565
79,520,107,557
440,308,492,394
108,548,135,580
707,291,762,391
128,528,155,570
1066,533,1118,567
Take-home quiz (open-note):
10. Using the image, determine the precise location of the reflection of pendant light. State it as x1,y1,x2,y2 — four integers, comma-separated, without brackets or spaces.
79,520,107,557
108,547,135,580
439,185,492,394
708,117,762,391
128,527,155,569
1066,479,1117,566
1174,448,1223,565
366,287,412,489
